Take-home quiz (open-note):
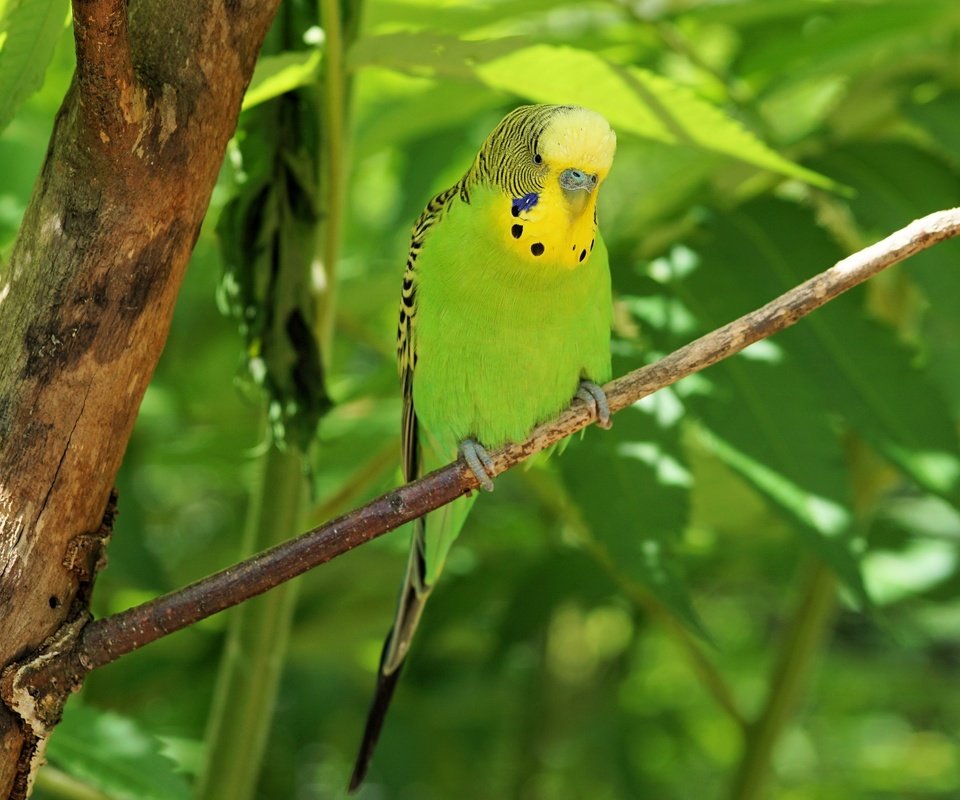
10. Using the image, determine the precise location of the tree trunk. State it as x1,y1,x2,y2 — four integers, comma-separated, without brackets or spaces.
0,1,279,794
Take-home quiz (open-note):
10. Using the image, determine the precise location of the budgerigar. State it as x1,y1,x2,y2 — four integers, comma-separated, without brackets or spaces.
350,104,617,790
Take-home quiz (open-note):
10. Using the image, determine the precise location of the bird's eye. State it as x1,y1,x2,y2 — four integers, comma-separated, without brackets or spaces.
533,153,543,165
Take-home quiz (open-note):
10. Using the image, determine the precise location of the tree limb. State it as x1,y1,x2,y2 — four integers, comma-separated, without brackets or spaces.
0,0,282,791
75,206,960,671
71,0,138,148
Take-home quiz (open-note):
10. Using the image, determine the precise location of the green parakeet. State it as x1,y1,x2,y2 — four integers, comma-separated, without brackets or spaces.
350,104,617,789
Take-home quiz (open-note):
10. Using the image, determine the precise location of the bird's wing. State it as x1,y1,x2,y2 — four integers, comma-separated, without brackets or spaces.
350,183,465,792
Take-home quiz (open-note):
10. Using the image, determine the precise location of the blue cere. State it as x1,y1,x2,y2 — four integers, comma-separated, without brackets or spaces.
511,193,539,216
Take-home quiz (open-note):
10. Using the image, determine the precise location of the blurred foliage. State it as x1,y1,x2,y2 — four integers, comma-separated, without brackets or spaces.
216,8,330,454
1,0,959,798
0,0,68,136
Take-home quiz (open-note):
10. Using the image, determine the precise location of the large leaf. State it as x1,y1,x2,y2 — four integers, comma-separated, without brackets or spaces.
810,143,960,415
46,703,193,800
350,36,831,187
908,91,960,169
693,200,960,507
559,392,704,636
472,44,833,188
242,49,322,111
352,79,508,156
727,0,960,90
349,31,528,80
691,366,864,600
364,0,582,35
665,224,865,599
218,90,331,453
0,0,68,136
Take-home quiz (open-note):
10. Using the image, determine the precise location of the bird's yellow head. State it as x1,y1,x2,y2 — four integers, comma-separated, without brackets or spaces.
466,104,616,271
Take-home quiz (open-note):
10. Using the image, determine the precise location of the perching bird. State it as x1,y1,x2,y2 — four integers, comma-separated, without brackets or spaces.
349,104,617,790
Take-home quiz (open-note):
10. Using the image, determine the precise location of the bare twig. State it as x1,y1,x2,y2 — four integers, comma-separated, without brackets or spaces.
76,207,960,671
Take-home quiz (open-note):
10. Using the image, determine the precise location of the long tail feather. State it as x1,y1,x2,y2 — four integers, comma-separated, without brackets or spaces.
349,522,431,792
348,655,405,792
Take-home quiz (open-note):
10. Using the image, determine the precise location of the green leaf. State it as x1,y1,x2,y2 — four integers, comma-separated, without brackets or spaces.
472,44,834,188
242,49,322,111
863,493,960,605
810,143,960,415
735,0,959,90
908,91,960,168
46,703,193,800
364,0,580,35
690,366,865,601
691,199,960,506
349,31,528,80
559,398,705,637
660,232,866,596
488,549,620,663
352,80,508,156
863,539,959,606
218,91,331,453
0,0,68,136
662,196,956,600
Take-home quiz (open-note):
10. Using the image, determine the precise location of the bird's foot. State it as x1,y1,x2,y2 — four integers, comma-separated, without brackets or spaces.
459,438,496,492
576,381,612,429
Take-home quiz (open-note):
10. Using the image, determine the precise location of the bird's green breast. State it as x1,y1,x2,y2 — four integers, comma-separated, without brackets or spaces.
412,185,612,460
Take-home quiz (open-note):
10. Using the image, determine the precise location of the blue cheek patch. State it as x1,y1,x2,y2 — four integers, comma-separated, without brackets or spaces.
511,193,539,217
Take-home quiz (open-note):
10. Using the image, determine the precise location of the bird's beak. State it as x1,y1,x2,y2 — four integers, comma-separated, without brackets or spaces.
559,168,599,217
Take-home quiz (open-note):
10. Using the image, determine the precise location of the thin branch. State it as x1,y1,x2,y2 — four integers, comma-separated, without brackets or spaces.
71,0,138,147
77,207,960,671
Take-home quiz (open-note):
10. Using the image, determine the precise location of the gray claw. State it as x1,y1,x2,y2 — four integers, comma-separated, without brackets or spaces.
460,438,496,492
576,380,612,429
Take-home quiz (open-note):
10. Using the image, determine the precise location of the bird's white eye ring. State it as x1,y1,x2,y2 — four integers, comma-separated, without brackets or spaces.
533,153,543,164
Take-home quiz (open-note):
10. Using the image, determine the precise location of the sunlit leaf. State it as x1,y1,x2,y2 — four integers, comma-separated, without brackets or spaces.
473,44,834,187
669,321,865,596
863,539,958,606
560,397,704,637
692,200,960,506
735,0,959,90
0,0,68,136
811,143,960,416
243,49,322,111
352,79,508,155
46,703,192,800
364,0,581,36
349,31,527,79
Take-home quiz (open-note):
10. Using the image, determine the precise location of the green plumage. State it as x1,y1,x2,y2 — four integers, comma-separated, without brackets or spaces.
414,181,612,580
351,104,616,791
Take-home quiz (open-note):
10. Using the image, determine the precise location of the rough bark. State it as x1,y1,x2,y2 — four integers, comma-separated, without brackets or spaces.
0,0,280,794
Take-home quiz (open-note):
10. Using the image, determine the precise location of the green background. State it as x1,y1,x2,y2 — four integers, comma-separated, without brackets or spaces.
1,1,959,798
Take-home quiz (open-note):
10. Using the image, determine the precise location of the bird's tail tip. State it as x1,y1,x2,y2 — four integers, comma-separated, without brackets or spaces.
347,660,406,793
347,764,366,794
350,532,430,791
